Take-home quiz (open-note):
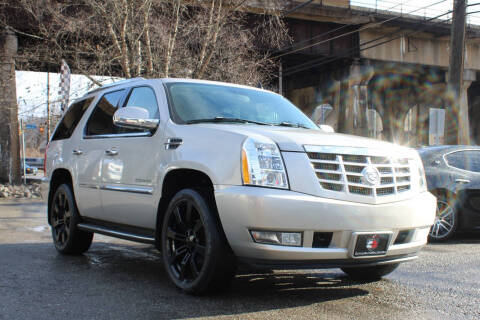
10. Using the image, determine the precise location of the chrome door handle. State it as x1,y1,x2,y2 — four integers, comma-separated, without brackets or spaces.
105,149,118,156
72,149,83,155
455,179,470,184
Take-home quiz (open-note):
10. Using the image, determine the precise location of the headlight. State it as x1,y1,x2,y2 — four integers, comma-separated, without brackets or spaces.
411,153,427,192
418,162,427,192
241,136,289,189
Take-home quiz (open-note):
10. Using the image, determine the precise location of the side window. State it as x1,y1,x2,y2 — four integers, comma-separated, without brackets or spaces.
117,86,160,134
52,97,94,141
124,86,159,119
446,151,480,173
85,90,125,136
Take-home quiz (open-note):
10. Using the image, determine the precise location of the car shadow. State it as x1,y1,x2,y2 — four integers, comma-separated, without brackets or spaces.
0,241,370,319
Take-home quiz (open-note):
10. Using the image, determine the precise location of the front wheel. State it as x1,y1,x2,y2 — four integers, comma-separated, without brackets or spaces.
428,193,458,242
161,189,236,294
50,184,93,254
341,263,399,280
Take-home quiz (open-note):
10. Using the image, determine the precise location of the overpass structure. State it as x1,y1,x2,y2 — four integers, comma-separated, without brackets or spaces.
274,0,480,146
4,0,480,147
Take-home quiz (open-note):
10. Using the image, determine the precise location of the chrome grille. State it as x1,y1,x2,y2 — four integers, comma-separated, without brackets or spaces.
308,151,412,197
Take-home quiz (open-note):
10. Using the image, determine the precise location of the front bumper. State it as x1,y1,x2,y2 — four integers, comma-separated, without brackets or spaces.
214,186,436,266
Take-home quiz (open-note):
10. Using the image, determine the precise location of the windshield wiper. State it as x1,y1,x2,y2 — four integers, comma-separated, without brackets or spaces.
185,117,268,126
274,121,309,129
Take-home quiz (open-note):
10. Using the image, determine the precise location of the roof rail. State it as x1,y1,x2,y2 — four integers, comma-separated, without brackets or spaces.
86,77,145,95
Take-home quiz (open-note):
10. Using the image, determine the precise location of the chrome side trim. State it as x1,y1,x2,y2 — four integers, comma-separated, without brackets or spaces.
79,183,100,189
102,185,153,195
77,223,155,244
79,183,153,194
84,132,151,139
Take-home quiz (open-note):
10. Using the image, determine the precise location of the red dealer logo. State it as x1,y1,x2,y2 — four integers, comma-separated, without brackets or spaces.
366,235,380,251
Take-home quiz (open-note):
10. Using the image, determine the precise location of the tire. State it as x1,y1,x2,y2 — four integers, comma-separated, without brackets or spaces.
341,263,400,281
428,192,458,242
50,184,93,254
161,188,236,295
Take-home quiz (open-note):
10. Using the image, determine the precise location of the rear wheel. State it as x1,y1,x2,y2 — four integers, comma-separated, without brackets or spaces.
341,263,399,280
161,189,236,294
50,184,93,254
428,193,458,242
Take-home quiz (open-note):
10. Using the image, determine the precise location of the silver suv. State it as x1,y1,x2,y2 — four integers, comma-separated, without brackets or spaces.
42,78,436,294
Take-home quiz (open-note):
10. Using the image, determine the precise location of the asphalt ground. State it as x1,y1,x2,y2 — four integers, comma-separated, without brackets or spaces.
0,199,479,320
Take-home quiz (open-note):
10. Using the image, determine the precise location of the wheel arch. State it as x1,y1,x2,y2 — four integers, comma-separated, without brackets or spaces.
155,168,231,252
48,168,74,225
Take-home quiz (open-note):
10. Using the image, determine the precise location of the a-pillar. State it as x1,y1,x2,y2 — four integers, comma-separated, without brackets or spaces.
337,60,374,136
0,27,21,184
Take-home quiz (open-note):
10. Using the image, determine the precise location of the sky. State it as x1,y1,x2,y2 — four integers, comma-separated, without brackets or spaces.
350,0,480,25
16,71,119,118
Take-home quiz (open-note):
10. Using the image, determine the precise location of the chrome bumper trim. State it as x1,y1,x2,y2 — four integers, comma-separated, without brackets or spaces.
239,254,418,270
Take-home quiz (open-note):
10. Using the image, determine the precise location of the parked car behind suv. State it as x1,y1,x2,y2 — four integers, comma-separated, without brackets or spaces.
418,145,480,241
41,78,435,294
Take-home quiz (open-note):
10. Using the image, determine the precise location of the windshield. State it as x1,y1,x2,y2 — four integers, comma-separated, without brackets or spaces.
165,82,318,129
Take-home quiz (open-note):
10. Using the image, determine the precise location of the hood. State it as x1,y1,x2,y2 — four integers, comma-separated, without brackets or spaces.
188,123,412,153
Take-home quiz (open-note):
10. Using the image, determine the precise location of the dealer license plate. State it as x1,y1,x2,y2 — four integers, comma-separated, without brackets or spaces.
354,233,391,257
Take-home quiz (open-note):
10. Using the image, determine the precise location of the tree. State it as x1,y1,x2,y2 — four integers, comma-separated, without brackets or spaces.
2,0,290,86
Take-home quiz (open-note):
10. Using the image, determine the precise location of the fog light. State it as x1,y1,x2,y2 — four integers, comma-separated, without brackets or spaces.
250,231,302,247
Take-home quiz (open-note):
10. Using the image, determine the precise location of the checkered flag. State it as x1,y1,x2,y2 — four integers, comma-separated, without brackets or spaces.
58,59,71,112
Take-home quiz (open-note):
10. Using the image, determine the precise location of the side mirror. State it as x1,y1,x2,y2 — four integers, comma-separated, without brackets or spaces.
319,124,335,133
113,106,159,130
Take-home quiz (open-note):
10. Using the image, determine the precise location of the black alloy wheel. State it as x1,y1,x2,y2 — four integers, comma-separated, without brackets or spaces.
161,189,236,294
50,184,93,254
51,187,72,249
165,198,206,282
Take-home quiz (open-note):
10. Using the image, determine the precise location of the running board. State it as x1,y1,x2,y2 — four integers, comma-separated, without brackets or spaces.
77,223,155,244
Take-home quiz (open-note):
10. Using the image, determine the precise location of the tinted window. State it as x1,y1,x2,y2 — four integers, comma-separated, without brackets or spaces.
52,97,94,140
85,90,125,136
165,82,317,129
116,87,160,134
446,150,480,173
125,87,159,118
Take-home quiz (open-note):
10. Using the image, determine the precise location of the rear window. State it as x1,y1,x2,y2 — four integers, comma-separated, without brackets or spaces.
52,97,94,141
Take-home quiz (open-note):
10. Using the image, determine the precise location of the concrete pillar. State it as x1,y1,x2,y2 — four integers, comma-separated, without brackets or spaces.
338,61,374,136
0,27,21,185
458,69,475,145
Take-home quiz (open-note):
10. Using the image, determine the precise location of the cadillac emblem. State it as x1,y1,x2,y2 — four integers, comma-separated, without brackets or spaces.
361,166,380,186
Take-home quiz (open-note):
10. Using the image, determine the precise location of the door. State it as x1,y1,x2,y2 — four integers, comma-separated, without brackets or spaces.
99,86,164,229
444,150,480,226
75,89,127,219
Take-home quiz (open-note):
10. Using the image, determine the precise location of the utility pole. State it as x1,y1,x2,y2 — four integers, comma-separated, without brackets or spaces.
446,0,467,145
0,27,21,185
46,72,50,140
